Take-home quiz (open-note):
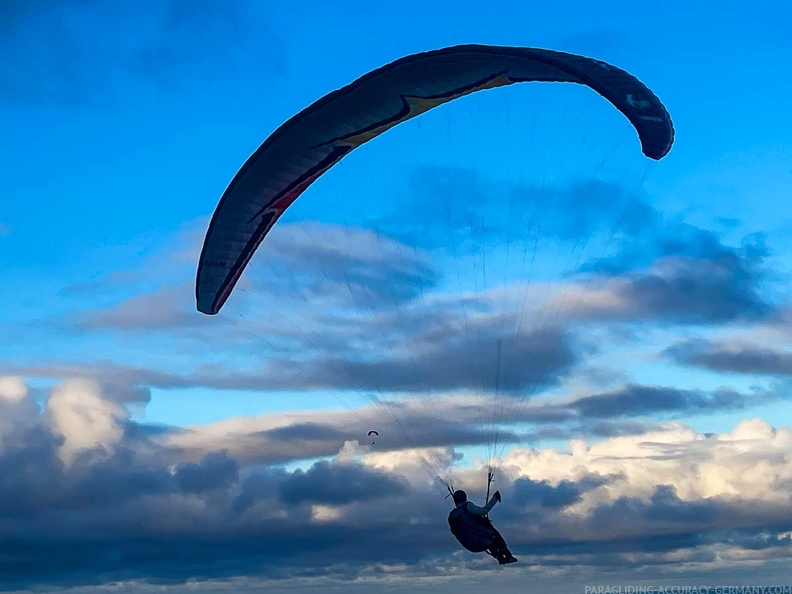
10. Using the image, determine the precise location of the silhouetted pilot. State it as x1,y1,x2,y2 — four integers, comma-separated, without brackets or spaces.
448,489,517,564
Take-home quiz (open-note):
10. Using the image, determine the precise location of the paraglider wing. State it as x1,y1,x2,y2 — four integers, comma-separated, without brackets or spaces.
196,44,674,315
368,430,379,437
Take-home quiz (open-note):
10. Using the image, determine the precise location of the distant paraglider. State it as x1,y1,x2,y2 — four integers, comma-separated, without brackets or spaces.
368,430,379,445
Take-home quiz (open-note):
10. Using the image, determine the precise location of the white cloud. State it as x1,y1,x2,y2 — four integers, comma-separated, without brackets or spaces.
0,375,27,403
504,418,792,522
46,378,127,464
0,375,40,443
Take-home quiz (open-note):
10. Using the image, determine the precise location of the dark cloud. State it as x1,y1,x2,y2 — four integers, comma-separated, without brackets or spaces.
644,485,719,524
507,531,711,564
0,433,240,519
515,402,576,424
263,422,348,443
590,485,721,530
516,419,669,446
253,224,441,310
0,426,64,517
667,339,792,376
280,460,409,506
173,451,239,495
298,323,578,394
573,211,776,326
27,307,581,398
583,214,768,275
615,259,766,323
96,380,151,405
510,475,611,509
569,384,771,419
574,230,773,325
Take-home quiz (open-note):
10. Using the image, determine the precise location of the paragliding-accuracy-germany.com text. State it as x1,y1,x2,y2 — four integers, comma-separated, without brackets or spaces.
584,586,792,594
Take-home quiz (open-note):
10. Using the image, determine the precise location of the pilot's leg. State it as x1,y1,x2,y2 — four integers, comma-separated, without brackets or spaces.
490,528,517,564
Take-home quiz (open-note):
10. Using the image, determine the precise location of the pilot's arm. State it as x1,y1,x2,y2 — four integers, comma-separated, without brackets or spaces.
466,496,498,517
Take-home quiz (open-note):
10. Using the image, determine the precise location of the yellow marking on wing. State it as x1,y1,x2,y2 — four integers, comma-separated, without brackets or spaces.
338,73,514,148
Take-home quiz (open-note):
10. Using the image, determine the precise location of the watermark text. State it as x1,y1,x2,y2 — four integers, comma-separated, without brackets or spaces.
585,587,792,594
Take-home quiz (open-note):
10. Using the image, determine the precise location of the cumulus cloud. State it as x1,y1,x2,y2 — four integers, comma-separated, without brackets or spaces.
0,379,442,588
46,378,128,464
3,376,792,590
497,419,792,552
0,375,27,403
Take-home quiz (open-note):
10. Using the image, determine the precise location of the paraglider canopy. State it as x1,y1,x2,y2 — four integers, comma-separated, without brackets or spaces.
195,44,674,316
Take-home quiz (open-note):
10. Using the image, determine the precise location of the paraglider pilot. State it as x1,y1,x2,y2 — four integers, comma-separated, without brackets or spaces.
448,489,517,564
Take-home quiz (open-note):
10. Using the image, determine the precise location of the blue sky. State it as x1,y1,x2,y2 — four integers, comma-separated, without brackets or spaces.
1,0,792,592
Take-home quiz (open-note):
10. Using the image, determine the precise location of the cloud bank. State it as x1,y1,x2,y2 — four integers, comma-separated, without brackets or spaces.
2,377,792,590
